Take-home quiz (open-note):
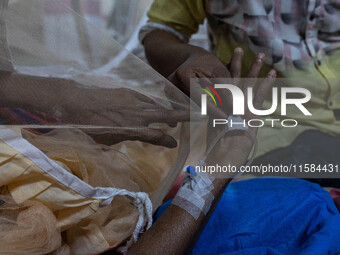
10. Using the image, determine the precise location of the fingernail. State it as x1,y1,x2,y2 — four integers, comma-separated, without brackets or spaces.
257,52,265,63
268,69,276,78
234,47,244,56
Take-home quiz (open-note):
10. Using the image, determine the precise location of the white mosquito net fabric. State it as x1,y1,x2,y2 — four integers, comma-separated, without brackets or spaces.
0,1,199,254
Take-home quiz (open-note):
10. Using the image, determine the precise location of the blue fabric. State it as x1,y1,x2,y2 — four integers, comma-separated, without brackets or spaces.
153,199,172,223
155,178,340,255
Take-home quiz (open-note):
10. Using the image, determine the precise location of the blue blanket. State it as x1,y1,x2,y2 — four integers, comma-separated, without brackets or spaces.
155,178,340,255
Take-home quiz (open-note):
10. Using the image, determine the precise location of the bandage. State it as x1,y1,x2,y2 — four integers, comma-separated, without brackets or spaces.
172,167,215,219
172,116,258,219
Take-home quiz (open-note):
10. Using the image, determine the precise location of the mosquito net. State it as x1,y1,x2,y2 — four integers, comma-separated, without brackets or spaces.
0,1,201,254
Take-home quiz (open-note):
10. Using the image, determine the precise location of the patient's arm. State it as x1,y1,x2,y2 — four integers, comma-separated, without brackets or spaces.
126,129,257,255
126,54,276,255
0,71,191,148
126,137,249,255
0,71,72,114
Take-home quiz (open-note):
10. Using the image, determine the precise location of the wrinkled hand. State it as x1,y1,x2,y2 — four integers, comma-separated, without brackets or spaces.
167,52,232,118
63,87,191,148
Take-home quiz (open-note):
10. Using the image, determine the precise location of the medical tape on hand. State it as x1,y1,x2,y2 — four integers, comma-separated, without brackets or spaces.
172,167,215,220
173,183,205,219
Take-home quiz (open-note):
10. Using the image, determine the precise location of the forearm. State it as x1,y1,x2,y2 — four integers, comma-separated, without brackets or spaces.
0,71,77,114
143,30,210,77
127,180,231,255
127,41,273,255
127,135,251,255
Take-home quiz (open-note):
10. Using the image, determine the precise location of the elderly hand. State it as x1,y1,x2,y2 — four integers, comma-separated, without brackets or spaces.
167,52,232,119
62,87,191,148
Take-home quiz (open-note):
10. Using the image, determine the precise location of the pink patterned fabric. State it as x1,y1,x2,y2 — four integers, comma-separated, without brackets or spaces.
206,0,340,70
